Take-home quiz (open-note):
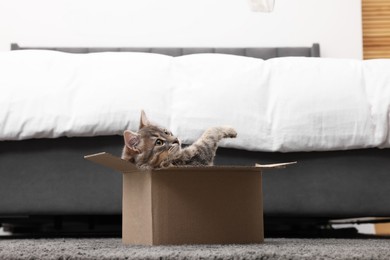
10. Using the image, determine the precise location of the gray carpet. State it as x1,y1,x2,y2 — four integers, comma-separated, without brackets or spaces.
1,238,390,260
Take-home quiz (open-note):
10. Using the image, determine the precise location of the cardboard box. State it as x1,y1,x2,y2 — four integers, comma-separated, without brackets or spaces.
84,152,294,245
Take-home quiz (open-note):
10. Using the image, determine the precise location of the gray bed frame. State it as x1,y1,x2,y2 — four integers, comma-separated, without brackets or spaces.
2,43,390,236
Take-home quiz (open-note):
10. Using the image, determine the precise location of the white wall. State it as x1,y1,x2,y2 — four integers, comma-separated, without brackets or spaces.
0,0,362,59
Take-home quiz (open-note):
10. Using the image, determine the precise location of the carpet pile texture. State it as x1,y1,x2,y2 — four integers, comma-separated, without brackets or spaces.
1,238,390,260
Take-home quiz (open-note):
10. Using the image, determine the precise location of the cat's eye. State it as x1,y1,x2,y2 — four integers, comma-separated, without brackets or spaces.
155,139,165,146
163,129,172,136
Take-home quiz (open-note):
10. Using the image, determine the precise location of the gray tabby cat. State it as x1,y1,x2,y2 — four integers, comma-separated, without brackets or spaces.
121,111,237,169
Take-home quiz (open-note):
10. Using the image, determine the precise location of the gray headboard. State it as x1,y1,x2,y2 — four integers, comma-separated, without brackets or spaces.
11,43,320,59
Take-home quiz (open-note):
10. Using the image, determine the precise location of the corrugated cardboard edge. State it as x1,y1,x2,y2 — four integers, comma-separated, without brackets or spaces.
255,161,297,168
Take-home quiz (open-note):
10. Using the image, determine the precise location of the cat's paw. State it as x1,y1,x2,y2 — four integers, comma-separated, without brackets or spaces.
160,160,173,169
138,164,153,170
221,126,237,138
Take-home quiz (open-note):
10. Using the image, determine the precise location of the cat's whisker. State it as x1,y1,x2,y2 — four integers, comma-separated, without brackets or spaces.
168,144,180,153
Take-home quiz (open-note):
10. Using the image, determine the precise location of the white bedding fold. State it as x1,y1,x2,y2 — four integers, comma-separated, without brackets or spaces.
1,50,389,152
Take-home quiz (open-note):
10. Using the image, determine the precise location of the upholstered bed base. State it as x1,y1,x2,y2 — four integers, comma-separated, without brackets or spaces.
1,135,390,218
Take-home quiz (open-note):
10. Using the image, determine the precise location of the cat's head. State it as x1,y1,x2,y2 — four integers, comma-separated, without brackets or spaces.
122,110,181,169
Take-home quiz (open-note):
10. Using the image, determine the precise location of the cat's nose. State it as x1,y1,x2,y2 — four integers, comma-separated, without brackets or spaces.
172,138,180,145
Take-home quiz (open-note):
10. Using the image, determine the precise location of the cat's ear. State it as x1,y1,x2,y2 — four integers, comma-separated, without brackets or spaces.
123,130,141,154
139,110,150,129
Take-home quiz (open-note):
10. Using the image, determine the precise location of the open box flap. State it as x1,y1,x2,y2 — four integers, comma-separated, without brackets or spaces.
255,161,297,168
84,152,297,173
84,152,139,173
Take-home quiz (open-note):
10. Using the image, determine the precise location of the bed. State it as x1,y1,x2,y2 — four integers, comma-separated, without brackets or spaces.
1,43,390,236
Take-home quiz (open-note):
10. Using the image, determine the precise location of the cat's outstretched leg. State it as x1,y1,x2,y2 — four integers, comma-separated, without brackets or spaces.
172,126,237,166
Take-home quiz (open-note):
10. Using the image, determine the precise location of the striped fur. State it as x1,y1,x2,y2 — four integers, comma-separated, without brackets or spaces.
121,111,237,169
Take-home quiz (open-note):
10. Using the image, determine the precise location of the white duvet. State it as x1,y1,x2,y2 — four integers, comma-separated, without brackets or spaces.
0,50,389,152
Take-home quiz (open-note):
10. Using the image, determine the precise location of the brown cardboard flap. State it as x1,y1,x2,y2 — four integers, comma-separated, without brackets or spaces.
255,161,297,168
84,152,296,173
84,152,138,173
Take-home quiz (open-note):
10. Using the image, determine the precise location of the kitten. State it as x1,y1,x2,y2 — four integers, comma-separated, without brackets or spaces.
121,111,237,169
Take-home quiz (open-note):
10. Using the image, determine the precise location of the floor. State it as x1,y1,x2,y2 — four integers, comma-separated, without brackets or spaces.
0,216,386,239
2,238,390,260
